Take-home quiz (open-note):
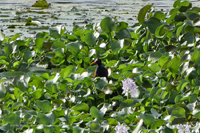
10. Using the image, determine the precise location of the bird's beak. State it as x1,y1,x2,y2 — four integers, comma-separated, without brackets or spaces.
91,61,96,65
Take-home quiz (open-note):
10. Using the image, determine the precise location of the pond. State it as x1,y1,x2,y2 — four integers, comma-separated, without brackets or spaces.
0,0,200,37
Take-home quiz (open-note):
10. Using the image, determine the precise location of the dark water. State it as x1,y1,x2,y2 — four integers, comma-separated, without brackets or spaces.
0,0,200,37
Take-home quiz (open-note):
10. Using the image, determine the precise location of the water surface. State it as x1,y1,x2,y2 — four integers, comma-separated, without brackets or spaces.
0,0,200,37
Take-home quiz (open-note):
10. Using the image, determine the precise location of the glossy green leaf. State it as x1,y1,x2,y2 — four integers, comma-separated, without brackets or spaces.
72,103,89,112
52,41,65,49
138,5,153,24
194,112,200,119
4,113,20,125
66,41,81,55
148,52,162,63
49,28,60,38
111,39,124,51
171,107,186,118
12,102,23,110
165,45,178,52
60,65,76,78
32,90,43,99
0,83,6,98
116,28,131,39
90,123,103,132
90,106,104,120
4,44,13,56
120,99,134,108
35,100,52,113
176,80,189,91
191,49,200,65
1,72,24,77
85,33,96,46
155,25,168,38
35,38,45,48
144,17,162,34
36,112,55,125
140,114,155,125
149,63,161,72
100,17,115,33
23,51,35,62
54,48,65,58
95,78,108,89
168,56,180,73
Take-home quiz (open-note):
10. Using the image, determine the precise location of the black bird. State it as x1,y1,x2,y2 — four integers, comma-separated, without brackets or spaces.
91,58,108,78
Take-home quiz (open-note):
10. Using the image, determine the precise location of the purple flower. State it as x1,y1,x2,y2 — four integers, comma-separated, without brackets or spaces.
177,122,191,133
122,78,138,98
115,122,129,133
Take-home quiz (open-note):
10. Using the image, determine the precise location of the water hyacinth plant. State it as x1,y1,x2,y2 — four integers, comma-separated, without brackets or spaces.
122,78,139,98
115,122,129,133
177,122,191,133
1,0,200,132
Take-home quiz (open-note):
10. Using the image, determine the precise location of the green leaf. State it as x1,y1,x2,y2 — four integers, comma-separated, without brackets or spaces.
66,41,81,55
72,103,89,112
184,32,194,44
191,49,200,65
85,33,96,46
148,52,162,63
36,112,55,125
0,83,6,98
1,72,24,77
54,48,65,58
168,56,180,73
23,51,35,62
35,38,45,48
116,22,128,31
176,24,184,37
53,109,65,117
150,87,160,99
165,45,178,52
73,126,85,133
155,25,168,38
171,107,186,118
140,114,155,125
49,28,60,38
151,108,161,118
176,80,189,91
175,14,187,22
116,28,131,39
52,41,65,49
90,123,103,132
189,94,197,103
90,106,104,120
144,17,162,34
0,123,13,132
111,39,124,51
149,63,161,72
120,99,135,108
154,11,166,21
158,55,170,67
100,17,115,33
102,84,117,94
4,113,20,125
32,90,43,99
138,5,153,24
4,44,13,56
60,65,76,78
12,102,23,110
95,78,108,89
35,100,52,113
194,112,200,119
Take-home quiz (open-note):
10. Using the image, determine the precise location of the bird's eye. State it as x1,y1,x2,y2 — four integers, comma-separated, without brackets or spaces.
95,59,98,62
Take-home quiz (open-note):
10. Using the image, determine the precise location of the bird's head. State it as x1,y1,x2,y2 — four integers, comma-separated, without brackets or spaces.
91,58,102,66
